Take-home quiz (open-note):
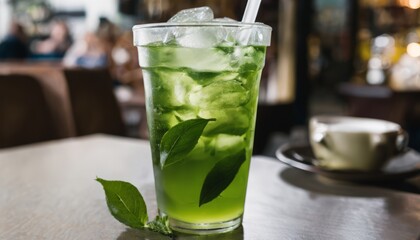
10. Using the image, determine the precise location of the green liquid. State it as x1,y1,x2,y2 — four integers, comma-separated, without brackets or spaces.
140,45,266,224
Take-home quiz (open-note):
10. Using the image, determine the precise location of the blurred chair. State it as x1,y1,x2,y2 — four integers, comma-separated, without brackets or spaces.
0,74,58,148
339,83,409,126
63,68,126,136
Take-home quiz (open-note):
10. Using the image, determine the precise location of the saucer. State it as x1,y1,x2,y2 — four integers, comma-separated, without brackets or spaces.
275,144,420,182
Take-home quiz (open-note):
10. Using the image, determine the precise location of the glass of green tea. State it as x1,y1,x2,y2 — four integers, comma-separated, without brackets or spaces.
133,7,271,235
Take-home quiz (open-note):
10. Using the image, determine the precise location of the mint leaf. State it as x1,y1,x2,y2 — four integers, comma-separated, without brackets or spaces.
97,178,174,237
160,118,215,169
199,149,247,206
96,178,148,229
146,215,173,237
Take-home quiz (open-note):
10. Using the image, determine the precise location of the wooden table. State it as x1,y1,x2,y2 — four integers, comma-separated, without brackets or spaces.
0,135,419,240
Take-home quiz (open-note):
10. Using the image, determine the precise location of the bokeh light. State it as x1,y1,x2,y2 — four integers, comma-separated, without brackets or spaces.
407,42,420,57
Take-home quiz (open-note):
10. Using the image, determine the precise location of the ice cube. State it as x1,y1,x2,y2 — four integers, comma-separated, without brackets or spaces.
211,18,239,45
168,6,214,23
236,23,270,46
171,48,232,71
173,108,199,122
162,32,176,44
164,7,214,45
147,69,198,108
176,27,219,48
153,110,180,128
189,80,249,109
199,107,250,136
187,71,239,86
212,17,238,22
213,134,247,158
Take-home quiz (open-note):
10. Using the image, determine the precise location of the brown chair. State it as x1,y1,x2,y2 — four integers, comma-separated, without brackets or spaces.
338,83,409,126
63,68,126,136
0,74,58,148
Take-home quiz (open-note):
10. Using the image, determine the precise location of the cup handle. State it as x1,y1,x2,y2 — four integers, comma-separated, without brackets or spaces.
396,129,409,153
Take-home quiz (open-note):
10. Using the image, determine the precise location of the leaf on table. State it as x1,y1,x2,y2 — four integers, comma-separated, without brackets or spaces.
160,118,215,169
199,149,247,206
96,178,148,229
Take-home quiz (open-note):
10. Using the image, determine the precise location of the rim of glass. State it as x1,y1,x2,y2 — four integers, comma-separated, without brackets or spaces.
133,21,272,30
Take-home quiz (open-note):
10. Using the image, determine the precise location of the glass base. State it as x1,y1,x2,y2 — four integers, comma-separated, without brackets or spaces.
169,216,242,235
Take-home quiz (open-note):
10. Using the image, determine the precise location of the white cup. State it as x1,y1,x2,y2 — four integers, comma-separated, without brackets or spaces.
309,116,408,171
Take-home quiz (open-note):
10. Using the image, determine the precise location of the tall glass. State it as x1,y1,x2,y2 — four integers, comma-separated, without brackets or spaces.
133,22,271,234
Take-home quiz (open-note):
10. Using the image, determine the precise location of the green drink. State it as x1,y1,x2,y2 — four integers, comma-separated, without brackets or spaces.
134,16,271,234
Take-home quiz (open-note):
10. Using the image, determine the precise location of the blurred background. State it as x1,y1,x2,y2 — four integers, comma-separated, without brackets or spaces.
1,0,420,155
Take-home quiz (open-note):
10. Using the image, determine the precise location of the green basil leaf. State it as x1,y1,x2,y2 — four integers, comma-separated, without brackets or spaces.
96,178,148,229
146,215,173,237
160,118,215,169
199,149,247,206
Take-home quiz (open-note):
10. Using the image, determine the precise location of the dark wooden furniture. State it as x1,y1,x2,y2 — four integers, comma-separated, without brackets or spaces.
339,83,410,125
63,68,126,137
0,74,58,148
0,62,75,138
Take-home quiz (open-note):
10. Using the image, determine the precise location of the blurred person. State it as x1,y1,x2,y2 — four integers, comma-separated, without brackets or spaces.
97,17,120,44
63,17,121,70
112,31,142,86
0,21,29,60
31,19,72,59
63,32,108,68
96,17,121,62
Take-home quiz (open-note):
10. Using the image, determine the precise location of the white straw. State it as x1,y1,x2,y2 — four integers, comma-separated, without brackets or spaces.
242,0,262,23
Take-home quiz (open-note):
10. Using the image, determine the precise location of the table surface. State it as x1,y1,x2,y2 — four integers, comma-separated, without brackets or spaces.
0,135,419,240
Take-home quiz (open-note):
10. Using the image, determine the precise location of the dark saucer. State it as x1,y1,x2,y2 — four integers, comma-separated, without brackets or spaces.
275,144,420,182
